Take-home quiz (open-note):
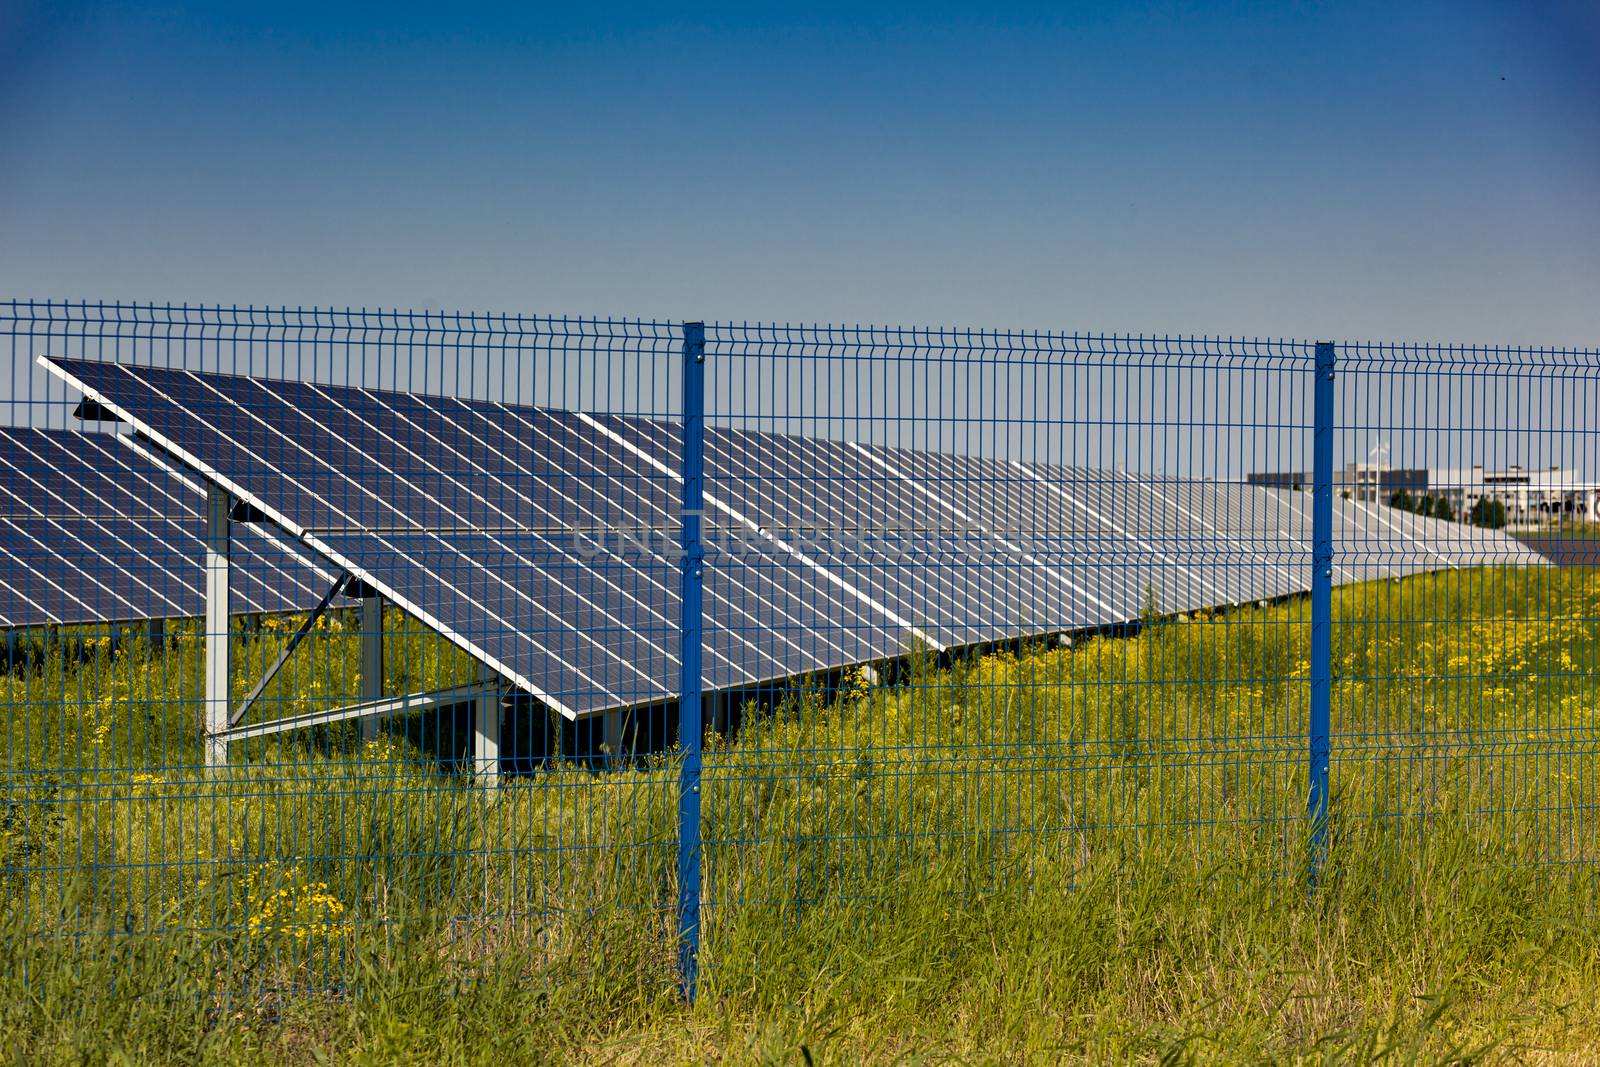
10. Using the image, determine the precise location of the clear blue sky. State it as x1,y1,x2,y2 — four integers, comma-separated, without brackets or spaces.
2,1,1596,345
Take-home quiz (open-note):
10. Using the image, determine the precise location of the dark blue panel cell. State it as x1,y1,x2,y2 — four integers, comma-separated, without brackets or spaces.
42,355,1522,721
0,425,324,627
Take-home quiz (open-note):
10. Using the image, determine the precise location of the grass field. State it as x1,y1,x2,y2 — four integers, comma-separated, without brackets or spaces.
1515,520,1600,539
5,565,1600,1063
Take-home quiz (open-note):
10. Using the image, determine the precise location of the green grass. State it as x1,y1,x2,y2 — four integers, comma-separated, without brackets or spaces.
5,566,1600,1063
1516,520,1600,540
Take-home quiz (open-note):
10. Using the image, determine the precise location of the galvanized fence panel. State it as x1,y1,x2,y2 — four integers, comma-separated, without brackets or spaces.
1329,342,1600,868
2,302,689,996
689,329,1323,977
0,299,1593,1001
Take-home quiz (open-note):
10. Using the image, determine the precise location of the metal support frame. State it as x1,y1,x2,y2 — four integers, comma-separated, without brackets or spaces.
231,572,349,727
1309,341,1335,880
190,484,491,775
359,593,383,742
603,709,624,767
474,660,500,785
147,616,166,657
220,682,490,743
204,485,231,772
677,321,707,1000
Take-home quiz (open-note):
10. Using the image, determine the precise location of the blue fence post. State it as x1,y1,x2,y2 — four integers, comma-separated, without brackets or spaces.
677,321,707,1000
1309,340,1335,881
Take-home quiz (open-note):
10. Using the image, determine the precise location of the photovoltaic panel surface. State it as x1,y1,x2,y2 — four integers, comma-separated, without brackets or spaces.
601,416,1014,650
0,427,330,628
40,355,1548,720
41,359,907,716
857,444,1138,625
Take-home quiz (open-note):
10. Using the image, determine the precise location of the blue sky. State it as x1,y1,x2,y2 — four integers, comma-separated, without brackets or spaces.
2,1,1596,344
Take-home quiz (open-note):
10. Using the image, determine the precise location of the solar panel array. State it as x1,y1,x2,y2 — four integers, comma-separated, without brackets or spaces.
0,426,330,628
41,356,1546,718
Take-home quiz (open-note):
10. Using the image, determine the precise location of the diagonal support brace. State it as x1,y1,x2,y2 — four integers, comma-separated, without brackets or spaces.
221,682,493,743
229,571,350,727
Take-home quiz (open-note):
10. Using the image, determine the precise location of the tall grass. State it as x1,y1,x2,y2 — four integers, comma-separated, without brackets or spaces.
4,565,1600,1062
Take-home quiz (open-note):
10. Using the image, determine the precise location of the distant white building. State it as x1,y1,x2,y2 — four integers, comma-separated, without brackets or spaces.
1426,465,1600,523
1247,462,1600,524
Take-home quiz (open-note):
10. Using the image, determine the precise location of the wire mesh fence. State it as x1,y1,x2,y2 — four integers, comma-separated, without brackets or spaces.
1330,342,1600,866
0,300,1595,1000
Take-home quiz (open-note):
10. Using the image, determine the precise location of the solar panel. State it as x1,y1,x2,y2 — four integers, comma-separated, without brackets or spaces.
622,419,1036,649
723,429,987,647
0,427,331,628
1028,466,1300,606
39,355,1549,722
1010,463,1245,614
40,359,907,716
851,442,1125,629
588,416,923,673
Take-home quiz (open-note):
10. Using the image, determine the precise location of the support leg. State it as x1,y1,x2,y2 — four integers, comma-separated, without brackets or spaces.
474,664,500,786
359,596,383,743
604,709,624,769
204,486,232,772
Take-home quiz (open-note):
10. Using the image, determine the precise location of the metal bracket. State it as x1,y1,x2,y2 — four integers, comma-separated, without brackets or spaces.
72,398,122,423
228,571,350,727
222,681,495,744
230,499,268,523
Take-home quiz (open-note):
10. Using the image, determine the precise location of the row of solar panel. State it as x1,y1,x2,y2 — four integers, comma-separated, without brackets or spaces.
0,426,334,627
22,356,1544,718
21,356,1548,716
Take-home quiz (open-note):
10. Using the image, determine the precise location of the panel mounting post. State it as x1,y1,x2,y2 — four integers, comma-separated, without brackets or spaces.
603,709,624,769
1309,341,1335,883
359,593,383,742
677,320,707,1001
473,661,500,786
204,484,232,772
